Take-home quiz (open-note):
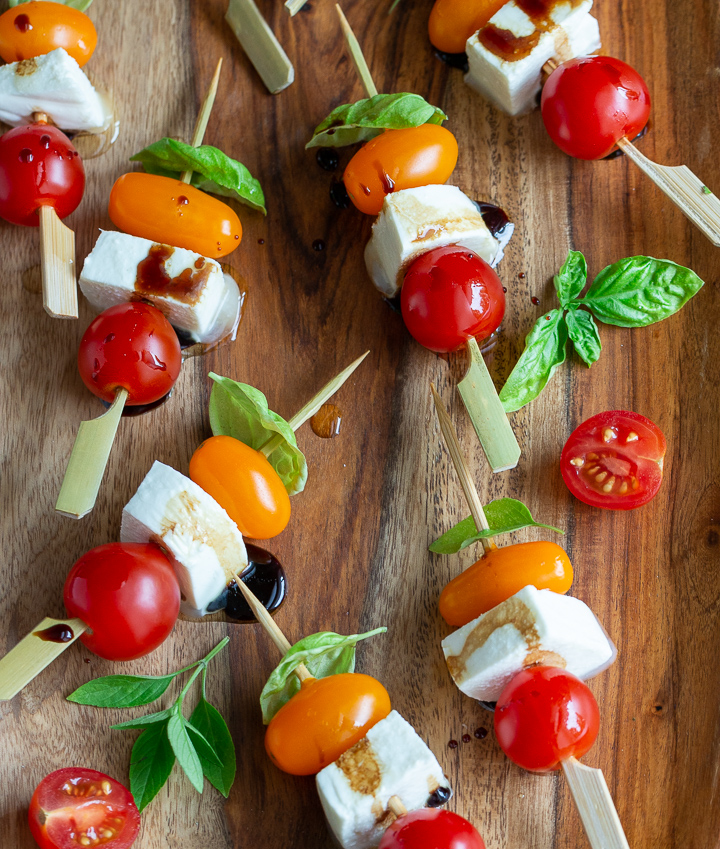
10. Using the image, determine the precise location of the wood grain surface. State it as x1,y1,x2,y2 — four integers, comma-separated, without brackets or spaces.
1,0,719,847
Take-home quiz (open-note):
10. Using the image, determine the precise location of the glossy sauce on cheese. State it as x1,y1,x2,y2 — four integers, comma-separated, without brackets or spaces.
479,0,584,62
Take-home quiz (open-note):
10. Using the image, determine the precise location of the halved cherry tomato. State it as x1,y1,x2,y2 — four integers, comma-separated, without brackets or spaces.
561,410,666,510
428,0,506,54
63,542,180,661
109,173,242,257
439,541,573,627
379,809,486,849
0,123,84,226
77,302,182,405
494,666,600,773
401,246,505,353
541,56,651,160
189,435,291,540
29,768,140,849
265,673,391,775
344,125,458,216
0,1,97,66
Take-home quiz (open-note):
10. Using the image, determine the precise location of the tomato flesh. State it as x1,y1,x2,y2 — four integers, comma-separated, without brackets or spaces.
379,809,486,849
29,768,140,849
561,410,666,510
0,1,97,66
494,666,600,773
541,56,651,160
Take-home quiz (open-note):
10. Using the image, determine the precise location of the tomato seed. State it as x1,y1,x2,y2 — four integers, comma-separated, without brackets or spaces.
602,476,615,492
570,456,584,466
101,781,112,795
596,471,608,482
626,431,639,442
602,428,616,442
619,482,628,494
587,452,598,460
100,829,114,838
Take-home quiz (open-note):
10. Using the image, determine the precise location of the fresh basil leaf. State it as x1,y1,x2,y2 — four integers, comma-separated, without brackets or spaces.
130,138,266,214
579,256,704,327
208,373,307,495
566,308,602,366
167,709,204,793
260,628,386,724
129,721,175,812
111,709,173,730
67,674,177,708
500,309,568,413
307,93,447,149
430,498,564,554
10,0,93,7
554,251,587,306
189,698,236,797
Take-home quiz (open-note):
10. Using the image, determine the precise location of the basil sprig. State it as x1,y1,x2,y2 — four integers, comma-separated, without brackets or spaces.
67,639,235,811
307,93,447,149
131,138,266,214
499,252,705,412
260,629,387,724
430,497,563,554
10,0,93,7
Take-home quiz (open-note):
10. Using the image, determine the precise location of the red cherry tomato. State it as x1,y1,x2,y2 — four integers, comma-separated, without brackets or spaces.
29,768,140,849
494,666,600,773
63,542,180,661
0,123,84,226
401,246,505,353
0,2,97,66
561,410,666,510
77,302,182,405
541,56,651,160
379,809,486,849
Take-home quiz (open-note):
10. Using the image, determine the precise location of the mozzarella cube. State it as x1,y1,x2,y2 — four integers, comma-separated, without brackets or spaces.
120,461,248,618
317,711,452,849
465,0,601,115
442,585,616,702
364,184,506,299
0,48,108,131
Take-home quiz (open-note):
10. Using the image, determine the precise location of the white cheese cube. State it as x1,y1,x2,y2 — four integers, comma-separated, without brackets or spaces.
442,585,616,702
465,0,601,116
120,461,248,618
79,230,232,343
317,711,452,849
0,48,108,131
364,184,506,299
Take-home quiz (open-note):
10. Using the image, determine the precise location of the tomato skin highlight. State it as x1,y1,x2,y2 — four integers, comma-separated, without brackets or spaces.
0,123,84,226
0,2,97,66
541,56,651,160
265,673,392,775
439,541,573,627
401,246,505,353
494,666,600,773
189,435,291,540
63,542,180,661
428,0,506,54
561,410,666,510
379,809,486,849
344,125,458,216
109,173,242,257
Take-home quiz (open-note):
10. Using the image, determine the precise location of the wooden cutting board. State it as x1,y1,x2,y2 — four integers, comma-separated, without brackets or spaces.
1,0,718,847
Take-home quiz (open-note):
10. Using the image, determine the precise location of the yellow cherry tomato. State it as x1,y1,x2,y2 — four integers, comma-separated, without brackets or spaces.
189,435,290,540
265,674,392,775
0,1,97,66
343,125,458,216
108,173,242,258
439,541,573,627
428,0,507,54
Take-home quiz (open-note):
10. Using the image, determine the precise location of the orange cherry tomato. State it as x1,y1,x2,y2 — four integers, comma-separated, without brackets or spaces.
343,125,458,216
265,673,392,775
428,0,507,54
189,435,290,540
108,173,242,258
0,1,97,66
439,541,573,627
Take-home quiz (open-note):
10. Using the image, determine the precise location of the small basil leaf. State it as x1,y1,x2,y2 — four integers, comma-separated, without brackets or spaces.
130,138,266,214
580,256,704,327
167,709,204,793
67,674,177,708
185,720,222,767
499,310,568,413
188,698,236,797
10,0,93,7
129,721,175,812
111,709,173,730
208,373,307,495
430,498,564,554
307,93,447,149
566,308,602,366
260,628,387,724
554,251,587,306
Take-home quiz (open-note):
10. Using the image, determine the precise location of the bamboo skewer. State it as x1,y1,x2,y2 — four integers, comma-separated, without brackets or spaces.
180,58,223,184
336,5,378,98
285,0,309,15
225,0,294,95
562,758,631,849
